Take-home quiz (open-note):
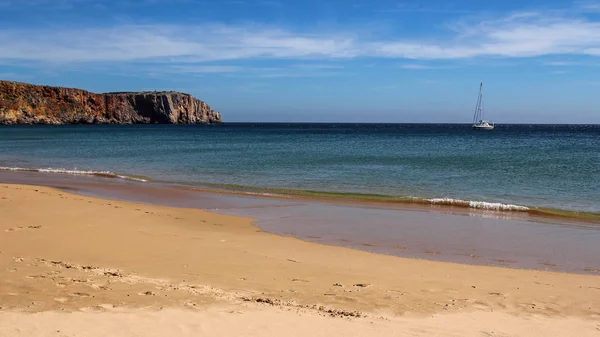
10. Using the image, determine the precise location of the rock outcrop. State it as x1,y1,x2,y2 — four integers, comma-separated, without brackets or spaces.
0,80,222,124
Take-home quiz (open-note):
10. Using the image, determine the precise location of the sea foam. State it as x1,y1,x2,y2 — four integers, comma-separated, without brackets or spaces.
0,166,148,182
428,197,530,211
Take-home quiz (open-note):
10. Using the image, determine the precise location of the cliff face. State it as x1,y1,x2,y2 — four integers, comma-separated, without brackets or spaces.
0,80,222,125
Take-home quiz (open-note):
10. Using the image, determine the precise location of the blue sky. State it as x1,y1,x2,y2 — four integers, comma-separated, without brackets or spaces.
1,0,600,123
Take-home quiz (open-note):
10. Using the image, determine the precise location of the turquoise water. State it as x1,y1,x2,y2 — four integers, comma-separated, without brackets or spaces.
0,123,599,213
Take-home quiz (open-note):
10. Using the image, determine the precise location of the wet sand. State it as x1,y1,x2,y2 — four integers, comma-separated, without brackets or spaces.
1,183,600,336
2,170,600,274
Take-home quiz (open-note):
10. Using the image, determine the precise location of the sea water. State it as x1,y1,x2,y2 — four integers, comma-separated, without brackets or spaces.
1,123,599,213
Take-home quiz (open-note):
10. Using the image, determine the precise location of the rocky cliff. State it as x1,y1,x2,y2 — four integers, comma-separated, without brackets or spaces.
0,80,222,124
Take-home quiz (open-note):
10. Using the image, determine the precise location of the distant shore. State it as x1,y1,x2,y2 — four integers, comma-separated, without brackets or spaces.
0,80,222,125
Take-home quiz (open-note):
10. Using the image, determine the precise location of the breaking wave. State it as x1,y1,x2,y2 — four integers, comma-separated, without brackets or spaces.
427,197,530,211
0,166,148,182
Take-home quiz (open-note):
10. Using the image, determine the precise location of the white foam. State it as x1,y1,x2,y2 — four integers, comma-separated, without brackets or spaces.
429,197,530,211
0,166,148,182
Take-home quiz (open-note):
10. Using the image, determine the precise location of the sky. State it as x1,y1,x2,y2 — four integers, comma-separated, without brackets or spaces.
1,0,600,123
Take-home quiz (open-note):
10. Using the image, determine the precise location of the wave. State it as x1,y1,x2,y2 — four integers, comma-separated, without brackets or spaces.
3,167,598,222
0,166,148,182
427,198,530,211
212,187,598,221
180,183,533,212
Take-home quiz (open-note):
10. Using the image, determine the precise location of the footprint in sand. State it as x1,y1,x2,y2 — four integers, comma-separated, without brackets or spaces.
5,225,43,232
353,283,371,288
90,284,111,291
291,279,309,283
71,292,91,297
26,274,49,280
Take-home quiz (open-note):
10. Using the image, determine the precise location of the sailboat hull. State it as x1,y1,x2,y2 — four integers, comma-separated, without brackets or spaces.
472,124,494,130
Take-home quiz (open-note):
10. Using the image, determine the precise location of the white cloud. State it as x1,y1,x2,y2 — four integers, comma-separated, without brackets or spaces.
0,24,358,63
2,5,600,67
374,13,600,59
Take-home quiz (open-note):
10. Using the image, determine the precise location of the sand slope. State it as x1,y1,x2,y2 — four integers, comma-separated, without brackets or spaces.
2,308,599,337
1,184,599,336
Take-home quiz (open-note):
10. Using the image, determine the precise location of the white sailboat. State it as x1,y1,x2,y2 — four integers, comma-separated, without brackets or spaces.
472,82,494,130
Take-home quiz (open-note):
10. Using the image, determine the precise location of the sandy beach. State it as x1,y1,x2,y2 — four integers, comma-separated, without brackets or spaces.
1,183,599,336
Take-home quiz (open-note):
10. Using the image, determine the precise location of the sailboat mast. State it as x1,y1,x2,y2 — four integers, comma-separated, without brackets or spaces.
473,82,483,123
480,82,484,120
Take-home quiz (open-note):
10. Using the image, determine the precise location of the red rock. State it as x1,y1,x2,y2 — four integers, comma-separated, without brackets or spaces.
0,80,222,124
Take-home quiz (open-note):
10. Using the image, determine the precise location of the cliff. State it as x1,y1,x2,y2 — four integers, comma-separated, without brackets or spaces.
0,80,222,125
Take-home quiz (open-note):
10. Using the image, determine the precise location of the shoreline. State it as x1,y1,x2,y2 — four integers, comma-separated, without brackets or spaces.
2,165,599,224
2,169,600,275
175,184,600,225
1,183,599,336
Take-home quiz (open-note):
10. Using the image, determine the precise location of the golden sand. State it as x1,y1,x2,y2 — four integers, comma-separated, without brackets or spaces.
1,184,599,336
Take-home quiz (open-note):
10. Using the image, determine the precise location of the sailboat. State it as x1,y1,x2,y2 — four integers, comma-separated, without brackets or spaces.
472,82,494,130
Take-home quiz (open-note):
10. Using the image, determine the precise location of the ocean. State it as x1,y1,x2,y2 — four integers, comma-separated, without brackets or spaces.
1,123,599,214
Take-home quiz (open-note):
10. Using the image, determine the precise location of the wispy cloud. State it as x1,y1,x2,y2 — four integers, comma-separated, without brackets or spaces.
166,64,343,78
168,65,245,73
374,11,600,59
543,61,575,66
257,71,343,78
375,3,475,14
0,0,93,9
578,1,600,11
291,63,344,69
0,24,357,63
0,72,31,79
1,0,283,9
400,64,435,70
2,4,600,67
